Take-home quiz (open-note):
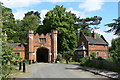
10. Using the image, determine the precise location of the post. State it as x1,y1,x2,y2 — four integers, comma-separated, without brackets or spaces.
29,60,31,64
19,62,22,70
23,60,26,72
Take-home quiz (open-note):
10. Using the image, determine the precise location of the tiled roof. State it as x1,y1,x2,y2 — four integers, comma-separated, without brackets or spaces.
75,45,87,51
8,43,28,47
85,36,108,45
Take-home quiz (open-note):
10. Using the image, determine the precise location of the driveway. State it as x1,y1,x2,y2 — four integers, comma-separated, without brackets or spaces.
15,63,108,78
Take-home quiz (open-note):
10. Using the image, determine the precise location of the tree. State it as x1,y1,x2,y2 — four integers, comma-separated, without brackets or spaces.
0,3,22,79
109,37,120,62
0,32,23,79
63,51,73,64
1,5,16,43
105,17,120,36
75,16,102,36
0,2,3,79
13,11,41,43
42,5,77,56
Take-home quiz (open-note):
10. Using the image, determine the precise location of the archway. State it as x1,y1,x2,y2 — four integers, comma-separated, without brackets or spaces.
36,48,49,62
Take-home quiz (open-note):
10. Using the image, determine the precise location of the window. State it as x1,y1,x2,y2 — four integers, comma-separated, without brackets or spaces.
104,45,106,48
96,52,99,56
39,38,46,43
104,53,107,56
92,44,94,48
16,53,20,56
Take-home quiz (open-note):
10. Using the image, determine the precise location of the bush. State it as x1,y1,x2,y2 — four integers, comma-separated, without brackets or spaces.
91,52,96,59
57,53,63,61
24,59,29,64
97,57,104,60
80,56,90,66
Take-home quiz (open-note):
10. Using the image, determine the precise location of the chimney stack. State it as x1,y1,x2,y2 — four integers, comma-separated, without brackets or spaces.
92,31,96,39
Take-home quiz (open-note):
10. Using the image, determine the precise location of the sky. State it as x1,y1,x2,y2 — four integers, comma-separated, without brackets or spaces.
1,0,119,46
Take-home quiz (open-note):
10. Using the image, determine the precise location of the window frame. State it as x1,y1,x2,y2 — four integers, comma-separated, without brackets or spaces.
39,38,46,43
92,44,94,48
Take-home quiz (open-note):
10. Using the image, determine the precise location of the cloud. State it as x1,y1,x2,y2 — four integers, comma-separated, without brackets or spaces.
1,0,119,9
95,28,117,46
1,0,41,8
13,9,37,20
13,9,28,20
40,9,49,22
79,0,104,12
66,8,87,18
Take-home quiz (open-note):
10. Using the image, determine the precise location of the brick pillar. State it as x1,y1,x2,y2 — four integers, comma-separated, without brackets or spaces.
51,30,58,62
27,30,34,62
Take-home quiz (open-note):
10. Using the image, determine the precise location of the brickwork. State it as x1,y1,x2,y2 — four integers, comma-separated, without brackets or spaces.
88,44,109,58
11,30,58,63
78,33,109,59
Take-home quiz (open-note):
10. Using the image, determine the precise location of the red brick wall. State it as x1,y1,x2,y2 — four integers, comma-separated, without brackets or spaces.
11,30,58,63
88,44,109,58
34,33,52,52
13,45,27,59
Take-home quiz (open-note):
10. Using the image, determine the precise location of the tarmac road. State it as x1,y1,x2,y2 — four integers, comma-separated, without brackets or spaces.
15,63,108,78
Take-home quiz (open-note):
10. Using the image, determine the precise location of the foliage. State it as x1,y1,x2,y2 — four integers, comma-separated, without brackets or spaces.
80,55,120,72
0,32,23,79
41,5,77,55
97,57,104,60
109,37,120,62
90,52,97,59
1,5,16,43
62,51,74,64
105,17,120,36
1,7,41,43
76,16,102,37
56,53,63,61
80,56,91,66
13,11,41,43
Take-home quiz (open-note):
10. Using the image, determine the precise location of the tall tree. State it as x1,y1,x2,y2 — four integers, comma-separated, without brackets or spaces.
42,5,77,57
75,16,102,36
14,11,41,43
109,37,120,62
2,5,16,42
105,17,120,36
0,3,22,79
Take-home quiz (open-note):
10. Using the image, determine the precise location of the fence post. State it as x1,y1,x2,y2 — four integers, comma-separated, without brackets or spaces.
23,60,26,72
29,60,31,64
19,62,22,70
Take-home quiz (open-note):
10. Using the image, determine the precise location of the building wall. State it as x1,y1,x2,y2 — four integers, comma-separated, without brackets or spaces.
79,34,89,51
11,30,58,63
88,44,109,58
13,44,27,59
78,34,109,59
32,33,52,62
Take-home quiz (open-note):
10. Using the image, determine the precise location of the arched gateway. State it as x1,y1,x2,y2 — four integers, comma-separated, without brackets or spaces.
27,30,58,63
9,30,58,63
36,48,49,62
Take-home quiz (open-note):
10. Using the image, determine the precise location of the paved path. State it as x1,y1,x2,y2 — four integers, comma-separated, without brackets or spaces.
15,63,108,78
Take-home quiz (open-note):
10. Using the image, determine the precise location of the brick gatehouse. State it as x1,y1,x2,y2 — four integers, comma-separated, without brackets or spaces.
9,30,57,63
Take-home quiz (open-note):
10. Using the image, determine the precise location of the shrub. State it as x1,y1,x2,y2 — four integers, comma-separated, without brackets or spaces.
80,56,90,66
97,57,104,60
57,53,63,61
91,52,96,59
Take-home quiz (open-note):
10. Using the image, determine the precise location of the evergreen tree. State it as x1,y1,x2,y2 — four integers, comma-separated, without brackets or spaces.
105,17,120,36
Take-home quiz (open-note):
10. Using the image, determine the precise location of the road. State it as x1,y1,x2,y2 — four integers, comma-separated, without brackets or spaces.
15,63,108,78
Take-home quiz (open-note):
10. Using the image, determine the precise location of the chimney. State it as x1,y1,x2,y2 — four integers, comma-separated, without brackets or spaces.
92,31,96,39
